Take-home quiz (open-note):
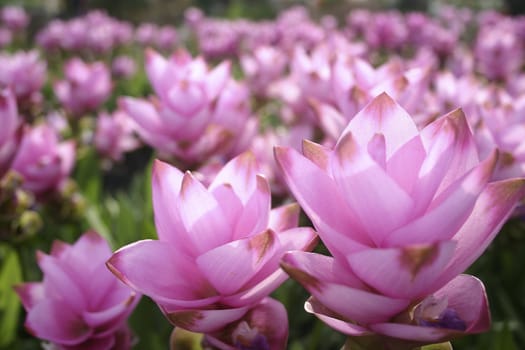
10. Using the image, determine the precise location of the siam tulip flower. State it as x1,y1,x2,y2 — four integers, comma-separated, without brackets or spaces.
55,58,112,117
0,27,12,48
0,50,46,103
135,23,158,46
36,19,66,52
11,124,75,196
364,11,408,51
107,152,317,338
94,109,139,162
474,21,523,81
122,49,252,165
0,88,22,179
14,231,140,350
111,55,136,79
156,25,178,51
195,19,240,59
184,7,204,30
240,45,287,97
1,6,29,31
275,93,525,347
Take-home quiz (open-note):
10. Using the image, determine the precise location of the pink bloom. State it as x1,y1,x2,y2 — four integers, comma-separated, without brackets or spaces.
111,55,136,79
1,6,29,31
94,110,139,162
0,50,46,102
14,231,140,350
107,152,317,334
0,88,22,178
122,49,251,164
275,93,525,346
240,45,287,96
11,124,75,196
54,58,112,117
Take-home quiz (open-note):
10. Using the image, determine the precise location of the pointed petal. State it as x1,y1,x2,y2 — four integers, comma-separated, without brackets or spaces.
433,179,525,288
196,229,279,295
164,306,250,333
281,252,409,324
269,203,300,232
341,93,419,158
83,293,138,335
331,132,414,243
305,297,372,336
302,140,330,171
347,241,456,299
13,282,45,311
179,172,230,252
145,48,168,95
385,151,497,246
107,240,214,305
206,61,231,100
26,299,92,346
233,175,271,239
274,146,372,257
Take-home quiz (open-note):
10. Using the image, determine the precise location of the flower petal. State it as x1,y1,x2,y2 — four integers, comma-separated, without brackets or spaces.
164,306,250,333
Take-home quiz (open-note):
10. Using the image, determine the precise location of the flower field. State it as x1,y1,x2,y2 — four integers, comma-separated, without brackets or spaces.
1,3,525,350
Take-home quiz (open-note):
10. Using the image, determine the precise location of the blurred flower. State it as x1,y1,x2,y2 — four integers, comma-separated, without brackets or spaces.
1,5,28,31
0,50,46,103
94,109,139,162
0,27,12,48
156,25,178,51
111,55,136,79
11,124,75,196
107,153,317,335
276,93,525,347
240,45,287,96
0,88,22,179
55,58,112,117
15,231,140,350
122,49,253,164
135,22,157,46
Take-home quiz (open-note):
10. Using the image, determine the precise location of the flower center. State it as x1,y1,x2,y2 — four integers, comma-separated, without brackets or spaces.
413,295,467,331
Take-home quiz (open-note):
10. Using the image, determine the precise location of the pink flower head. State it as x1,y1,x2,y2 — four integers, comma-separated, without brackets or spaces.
12,124,75,196
240,45,287,96
54,58,112,117
111,55,136,79
14,231,140,350
107,152,317,334
0,50,46,102
0,88,22,178
94,109,139,162
122,49,251,164
1,5,29,31
275,93,525,346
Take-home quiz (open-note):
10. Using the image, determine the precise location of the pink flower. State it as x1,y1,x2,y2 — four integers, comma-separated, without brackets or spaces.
122,49,252,164
107,152,317,334
11,124,75,196
14,231,140,350
0,50,46,103
240,45,287,96
275,93,525,346
94,109,139,162
0,88,22,178
1,6,29,31
54,58,112,116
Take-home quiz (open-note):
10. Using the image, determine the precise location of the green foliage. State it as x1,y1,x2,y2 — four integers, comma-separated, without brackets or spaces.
0,245,22,348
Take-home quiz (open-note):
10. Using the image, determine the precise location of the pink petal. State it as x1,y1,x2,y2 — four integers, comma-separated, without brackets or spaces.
37,251,87,312
340,92,419,158
83,293,138,335
151,160,194,251
385,135,426,195
164,305,250,333
331,132,414,244
206,61,231,100
305,297,372,336
107,240,215,305
196,229,279,295
281,251,409,324
209,152,259,204
269,203,300,232
274,146,372,258
433,178,525,289
347,241,456,299
233,175,271,240
370,323,457,343
26,299,92,345
13,282,44,310
145,48,168,95
179,172,230,253
434,274,490,333
302,139,330,172
384,151,497,246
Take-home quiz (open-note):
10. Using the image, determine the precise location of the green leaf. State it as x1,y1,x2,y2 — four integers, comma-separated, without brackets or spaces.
421,342,453,350
493,322,518,350
74,148,102,205
0,245,22,347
